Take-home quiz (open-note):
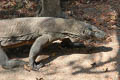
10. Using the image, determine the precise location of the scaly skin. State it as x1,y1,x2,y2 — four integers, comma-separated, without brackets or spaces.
0,17,107,70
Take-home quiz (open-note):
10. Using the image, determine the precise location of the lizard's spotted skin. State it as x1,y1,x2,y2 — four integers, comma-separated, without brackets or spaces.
0,17,107,70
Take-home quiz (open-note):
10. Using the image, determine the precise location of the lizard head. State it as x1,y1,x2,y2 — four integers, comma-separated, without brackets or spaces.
83,25,106,40
76,22,108,41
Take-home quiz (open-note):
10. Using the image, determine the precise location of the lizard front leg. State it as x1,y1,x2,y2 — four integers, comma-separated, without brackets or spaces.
61,38,86,48
29,34,52,70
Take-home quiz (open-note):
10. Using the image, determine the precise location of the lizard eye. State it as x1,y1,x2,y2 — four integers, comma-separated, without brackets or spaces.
83,29,92,36
88,27,92,31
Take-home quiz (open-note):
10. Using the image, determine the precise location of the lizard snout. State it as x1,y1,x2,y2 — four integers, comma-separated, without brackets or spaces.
93,30,107,40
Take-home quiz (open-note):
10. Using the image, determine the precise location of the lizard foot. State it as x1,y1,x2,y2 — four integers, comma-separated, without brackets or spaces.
31,62,44,71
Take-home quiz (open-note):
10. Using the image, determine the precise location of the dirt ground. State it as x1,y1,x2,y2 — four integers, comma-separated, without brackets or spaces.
0,31,119,80
0,0,120,80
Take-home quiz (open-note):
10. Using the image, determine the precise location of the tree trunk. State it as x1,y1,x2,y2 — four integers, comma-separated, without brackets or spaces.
39,0,63,17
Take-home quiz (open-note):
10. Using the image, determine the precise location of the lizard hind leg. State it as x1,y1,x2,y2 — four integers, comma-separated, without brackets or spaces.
2,59,26,69
29,34,52,70
0,46,26,69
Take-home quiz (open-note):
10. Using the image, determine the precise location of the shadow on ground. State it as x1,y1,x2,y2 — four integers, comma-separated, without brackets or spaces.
4,41,113,72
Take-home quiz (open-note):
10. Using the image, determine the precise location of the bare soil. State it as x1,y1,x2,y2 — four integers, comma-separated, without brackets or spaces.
0,0,120,80
0,31,119,80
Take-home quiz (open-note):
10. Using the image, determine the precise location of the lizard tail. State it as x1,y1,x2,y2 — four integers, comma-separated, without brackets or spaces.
2,59,27,69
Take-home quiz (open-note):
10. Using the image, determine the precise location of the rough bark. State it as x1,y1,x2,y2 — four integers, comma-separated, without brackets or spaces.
39,0,63,17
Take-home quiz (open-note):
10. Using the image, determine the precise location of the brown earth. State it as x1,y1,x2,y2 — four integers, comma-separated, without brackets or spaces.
0,31,119,80
0,0,120,80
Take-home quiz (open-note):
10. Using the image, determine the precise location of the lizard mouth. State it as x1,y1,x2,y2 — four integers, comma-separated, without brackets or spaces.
91,31,107,40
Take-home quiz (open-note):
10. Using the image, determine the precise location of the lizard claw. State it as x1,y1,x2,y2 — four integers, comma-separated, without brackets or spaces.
32,62,44,71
